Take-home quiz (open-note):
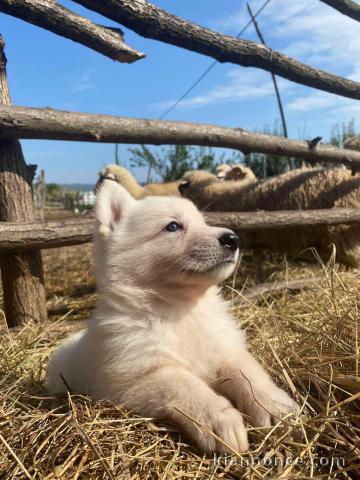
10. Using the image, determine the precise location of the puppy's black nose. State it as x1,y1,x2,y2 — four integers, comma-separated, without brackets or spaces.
219,231,239,252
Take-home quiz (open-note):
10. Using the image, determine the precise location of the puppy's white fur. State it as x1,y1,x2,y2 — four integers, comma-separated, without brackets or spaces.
47,180,298,454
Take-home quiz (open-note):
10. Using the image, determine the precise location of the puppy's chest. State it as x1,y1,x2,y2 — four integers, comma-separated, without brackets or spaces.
155,303,240,380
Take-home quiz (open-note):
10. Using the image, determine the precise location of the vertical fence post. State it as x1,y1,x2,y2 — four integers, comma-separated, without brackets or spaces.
0,36,47,327
40,169,45,221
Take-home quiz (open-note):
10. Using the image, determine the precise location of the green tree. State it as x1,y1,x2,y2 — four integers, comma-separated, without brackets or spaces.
330,119,356,147
162,145,194,181
129,145,230,181
128,145,163,182
45,183,61,197
244,123,301,179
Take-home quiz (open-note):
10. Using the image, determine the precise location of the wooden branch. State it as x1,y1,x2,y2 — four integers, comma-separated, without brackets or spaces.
0,218,93,251
2,105,360,168
0,0,144,63
204,209,360,231
0,36,47,328
319,0,360,22
2,209,360,252
71,0,360,100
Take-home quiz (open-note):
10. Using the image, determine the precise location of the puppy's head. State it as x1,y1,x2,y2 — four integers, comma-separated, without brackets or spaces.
95,180,239,296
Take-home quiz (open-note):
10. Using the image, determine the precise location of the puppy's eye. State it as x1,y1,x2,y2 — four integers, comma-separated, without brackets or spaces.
165,221,183,232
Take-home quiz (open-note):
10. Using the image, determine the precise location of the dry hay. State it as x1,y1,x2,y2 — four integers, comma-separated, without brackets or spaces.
44,209,79,221
1,246,360,479
43,244,95,322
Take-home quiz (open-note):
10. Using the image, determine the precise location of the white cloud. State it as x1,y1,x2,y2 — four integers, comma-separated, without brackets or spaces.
270,2,360,70
288,90,360,120
288,92,337,113
212,0,306,33
70,70,95,93
153,68,294,110
156,0,360,119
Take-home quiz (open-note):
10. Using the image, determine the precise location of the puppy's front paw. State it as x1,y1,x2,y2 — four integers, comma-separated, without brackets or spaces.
194,397,249,454
212,404,249,455
240,383,299,428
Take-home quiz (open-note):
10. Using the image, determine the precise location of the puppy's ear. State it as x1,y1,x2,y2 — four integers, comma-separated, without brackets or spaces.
95,179,135,237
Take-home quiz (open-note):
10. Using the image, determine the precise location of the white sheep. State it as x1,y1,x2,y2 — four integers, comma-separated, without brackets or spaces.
179,167,360,268
216,163,257,183
96,165,180,199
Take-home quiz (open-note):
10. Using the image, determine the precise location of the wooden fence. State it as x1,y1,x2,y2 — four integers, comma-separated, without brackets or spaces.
1,0,360,327
0,208,360,253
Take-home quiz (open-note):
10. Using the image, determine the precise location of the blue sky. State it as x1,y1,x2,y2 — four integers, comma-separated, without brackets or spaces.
1,0,360,183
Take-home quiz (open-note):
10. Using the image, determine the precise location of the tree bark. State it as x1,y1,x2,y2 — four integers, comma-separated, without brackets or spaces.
2,105,360,168
319,0,360,22
1,208,360,252
0,36,47,327
0,0,144,63
72,0,360,100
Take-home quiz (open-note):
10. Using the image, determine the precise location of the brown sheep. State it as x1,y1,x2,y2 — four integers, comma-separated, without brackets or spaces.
96,165,180,199
179,167,360,268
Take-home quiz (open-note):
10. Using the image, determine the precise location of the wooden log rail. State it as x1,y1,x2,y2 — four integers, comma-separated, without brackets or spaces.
2,106,360,168
319,0,360,23
0,0,144,63
0,218,94,251
1,208,360,252
73,0,360,100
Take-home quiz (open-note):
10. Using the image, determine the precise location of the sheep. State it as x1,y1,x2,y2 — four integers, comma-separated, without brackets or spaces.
96,165,180,199
344,136,360,151
180,167,360,211
225,164,257,183
216,163,232,179
179,167,360,268
216,163,257,183
145,179,181,196
178,166,256,199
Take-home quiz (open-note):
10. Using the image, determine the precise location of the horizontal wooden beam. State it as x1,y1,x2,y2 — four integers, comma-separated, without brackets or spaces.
1,208,360,252
0,0,144,63
205,209,360,230
72,0,360,100
2,106,360,167
319,0,360,23
0,218,94,251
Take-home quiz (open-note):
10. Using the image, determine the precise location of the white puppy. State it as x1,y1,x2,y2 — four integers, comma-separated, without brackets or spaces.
47,179,298,454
